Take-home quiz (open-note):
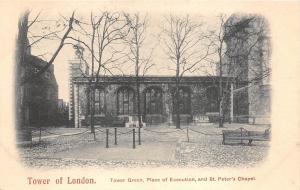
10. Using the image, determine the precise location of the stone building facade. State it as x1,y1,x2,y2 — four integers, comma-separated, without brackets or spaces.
69,59,248,128
16,33,59,140
22,55,59,127
223,14,271,123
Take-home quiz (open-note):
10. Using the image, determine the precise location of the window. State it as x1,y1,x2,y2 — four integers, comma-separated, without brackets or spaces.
145,87,163,114
95,88,105,115
173,87,191,114
117,87,135,115
206,86,219,112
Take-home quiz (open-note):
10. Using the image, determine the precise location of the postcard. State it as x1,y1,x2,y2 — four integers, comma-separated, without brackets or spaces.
0,1,299,190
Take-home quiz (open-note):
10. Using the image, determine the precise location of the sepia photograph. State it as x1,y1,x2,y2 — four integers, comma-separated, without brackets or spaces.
0,1,299,190
15,9,271,168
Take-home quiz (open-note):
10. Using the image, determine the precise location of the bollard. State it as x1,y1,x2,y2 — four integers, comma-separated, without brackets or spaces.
133,129,136,149
240,128,243,144
114,128,117,145
39,127,42,142
106,129,109,148
186,127,189,142
138,127,141,145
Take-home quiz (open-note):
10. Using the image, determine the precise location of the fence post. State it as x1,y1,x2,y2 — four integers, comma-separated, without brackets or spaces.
222,132,225,145
133,129,136,149
106,129,109,148
187,127,189,142
138,127,141,145
39,127,42,142
230,82,234,124
114,128,117,145
240,127,243,144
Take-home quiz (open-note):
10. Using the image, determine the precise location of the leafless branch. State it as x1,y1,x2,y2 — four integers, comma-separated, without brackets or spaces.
22,11,76,85
28,11,41,28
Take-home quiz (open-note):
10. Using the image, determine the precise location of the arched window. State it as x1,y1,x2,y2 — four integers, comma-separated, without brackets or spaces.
173,87,191,114
145,87,163,114
117,87,135,115
95,88,105,115
206,86,219,112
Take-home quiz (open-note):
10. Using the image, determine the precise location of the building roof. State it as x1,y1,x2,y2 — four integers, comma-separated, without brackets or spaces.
24,54,58,87
25,55,49,69
72,75,246,85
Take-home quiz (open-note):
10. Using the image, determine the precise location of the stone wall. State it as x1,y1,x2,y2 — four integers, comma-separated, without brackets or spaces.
71,76,242,127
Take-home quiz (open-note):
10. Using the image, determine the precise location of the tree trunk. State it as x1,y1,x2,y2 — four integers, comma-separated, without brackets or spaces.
16,11,31,141
219,74,224,127
136,78,142,127
218,44,224,128
90,85,96,139
175,55,181,129
175,79,181,129
219,97,224,128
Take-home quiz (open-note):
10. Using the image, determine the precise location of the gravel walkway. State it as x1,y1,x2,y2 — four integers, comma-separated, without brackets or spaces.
19,123,270,168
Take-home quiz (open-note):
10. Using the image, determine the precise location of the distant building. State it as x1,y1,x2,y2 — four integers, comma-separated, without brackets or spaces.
58,99,68,113
57,99,69,125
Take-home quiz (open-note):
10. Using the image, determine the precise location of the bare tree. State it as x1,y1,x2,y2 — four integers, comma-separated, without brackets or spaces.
67,11,129,138
204,14,271,127
160,14,213,128
123,13,154,131
15,11,75,140
21,11,76,84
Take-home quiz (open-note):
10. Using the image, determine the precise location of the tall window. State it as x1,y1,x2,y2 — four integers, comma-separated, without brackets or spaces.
145,87,163,114
173,87,191,114
117,87,135,115
206,86,219,112
95,88,105,115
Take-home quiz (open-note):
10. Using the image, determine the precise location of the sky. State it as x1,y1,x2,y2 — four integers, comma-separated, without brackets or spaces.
28,10,221,102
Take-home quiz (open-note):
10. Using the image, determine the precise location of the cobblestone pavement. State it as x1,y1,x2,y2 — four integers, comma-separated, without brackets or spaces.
19,123,270,168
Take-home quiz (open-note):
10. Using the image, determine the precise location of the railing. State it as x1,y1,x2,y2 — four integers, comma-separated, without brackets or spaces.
20,121,271,149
